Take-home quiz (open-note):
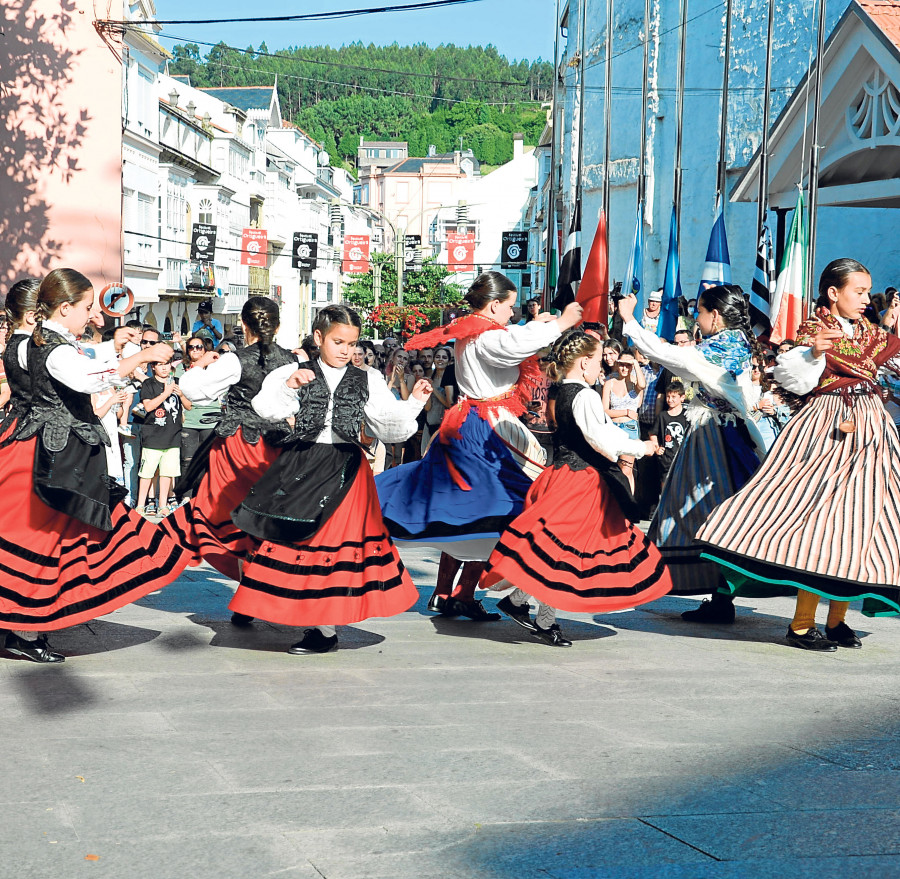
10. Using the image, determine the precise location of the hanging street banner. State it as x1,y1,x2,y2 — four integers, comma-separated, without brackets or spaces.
447,231,475,272
241,228,268,267
190,223,217,262
343,234,371,273
404,234,421,267
292,232,318,271
501,231,528,269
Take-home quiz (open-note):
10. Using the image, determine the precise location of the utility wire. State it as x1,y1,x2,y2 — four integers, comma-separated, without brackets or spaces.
142,33,542,88
107,0,484,26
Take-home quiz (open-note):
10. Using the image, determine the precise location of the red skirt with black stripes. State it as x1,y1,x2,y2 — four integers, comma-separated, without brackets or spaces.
482,464,672,612
229,450,418,626
0,437,190,632
161,429,281,581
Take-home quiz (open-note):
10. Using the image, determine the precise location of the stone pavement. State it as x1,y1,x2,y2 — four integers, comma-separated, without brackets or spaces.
3,544,900,879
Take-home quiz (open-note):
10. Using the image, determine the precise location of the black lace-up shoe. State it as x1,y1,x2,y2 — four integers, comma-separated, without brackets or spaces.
426,591,458,615
680,597,735,624
824,621,862,649
532,623,573,647
4,633,65,663
288,629,338,654
786,626,838,652
496,595,538,632
446,598,501,621
230,612,254,627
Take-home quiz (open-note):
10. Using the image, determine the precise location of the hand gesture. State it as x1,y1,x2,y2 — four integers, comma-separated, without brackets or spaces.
810,326,842,359
197,350,220,368
618,294,637,323
115,389,130,406
758,398,776,416
557,301,584,331
285,367,316,390
143,343,174,363
534,312,556,323
643,438,659,456
411,378,433,402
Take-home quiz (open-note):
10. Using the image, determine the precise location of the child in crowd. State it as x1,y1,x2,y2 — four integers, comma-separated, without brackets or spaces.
650,380,688,486
136,352,190,517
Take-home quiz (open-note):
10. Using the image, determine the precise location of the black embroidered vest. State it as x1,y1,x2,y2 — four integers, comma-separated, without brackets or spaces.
15,331,109,452
291,359,369,443
552,382,614,472
0,334,33,436
217,343,297,443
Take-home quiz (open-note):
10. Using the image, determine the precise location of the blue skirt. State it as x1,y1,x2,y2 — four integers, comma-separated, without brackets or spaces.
377,409,536,548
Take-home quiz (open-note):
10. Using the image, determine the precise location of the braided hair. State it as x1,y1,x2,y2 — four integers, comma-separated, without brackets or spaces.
240,295,280,368
4,278,41,330
544,329,599,383
698,284,768,373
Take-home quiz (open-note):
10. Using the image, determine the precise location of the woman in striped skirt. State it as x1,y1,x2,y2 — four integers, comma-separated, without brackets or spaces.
618,286,768,617
0,269,190,663
696,259,900,651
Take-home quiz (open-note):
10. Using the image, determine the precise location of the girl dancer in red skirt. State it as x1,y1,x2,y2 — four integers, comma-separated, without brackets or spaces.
0,269,189,663
228,305,431,654
162,296,299,581
482,330,672,645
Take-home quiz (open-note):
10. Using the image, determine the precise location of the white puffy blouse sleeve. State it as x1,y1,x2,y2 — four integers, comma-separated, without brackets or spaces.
45,345,118,394
252,363,302,420
572,386,648,461
473,320,562,368
623,319,729,388
773,346,825,395
179,352,242,404
363,369,425,443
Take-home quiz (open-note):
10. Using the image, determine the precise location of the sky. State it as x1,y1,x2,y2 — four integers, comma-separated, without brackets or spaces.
151,0,557,64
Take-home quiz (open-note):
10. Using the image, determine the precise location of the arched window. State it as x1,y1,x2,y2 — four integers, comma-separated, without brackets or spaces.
198,198,214,225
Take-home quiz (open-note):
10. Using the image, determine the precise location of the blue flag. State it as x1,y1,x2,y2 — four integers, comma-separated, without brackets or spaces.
697,201,732,295
623,203,645,314
658,206,682,341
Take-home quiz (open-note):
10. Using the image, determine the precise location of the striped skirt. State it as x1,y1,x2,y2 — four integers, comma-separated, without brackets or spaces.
161,429,281,582
649,413,759,595
0,437,189,632
482,464,672,612
697,394,900,616
230,453,418,627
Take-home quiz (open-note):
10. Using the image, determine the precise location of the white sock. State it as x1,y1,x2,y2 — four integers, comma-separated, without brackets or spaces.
535,603,557,629
508,589,530,608
11,630,40,642
316,625,336,638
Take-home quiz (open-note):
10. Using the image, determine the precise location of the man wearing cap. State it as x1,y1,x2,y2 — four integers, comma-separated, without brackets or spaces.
192,300,223,344
641,289,663,334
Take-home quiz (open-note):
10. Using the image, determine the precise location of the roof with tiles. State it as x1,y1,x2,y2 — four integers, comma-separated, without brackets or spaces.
857,0,900,48
197,87,275,112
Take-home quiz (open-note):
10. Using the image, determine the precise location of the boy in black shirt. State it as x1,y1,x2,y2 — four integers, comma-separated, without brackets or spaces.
650,381,688,486
136,351,190,516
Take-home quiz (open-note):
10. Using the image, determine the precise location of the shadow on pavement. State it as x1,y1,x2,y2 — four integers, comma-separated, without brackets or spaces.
428,614,617,645
186,615,386,652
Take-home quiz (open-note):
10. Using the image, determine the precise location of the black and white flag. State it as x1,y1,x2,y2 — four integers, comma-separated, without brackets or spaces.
551,202,581,311
749,224,775,336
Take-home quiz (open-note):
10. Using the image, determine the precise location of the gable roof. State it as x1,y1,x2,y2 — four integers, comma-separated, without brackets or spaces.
733,0,900,209
198,87,275,113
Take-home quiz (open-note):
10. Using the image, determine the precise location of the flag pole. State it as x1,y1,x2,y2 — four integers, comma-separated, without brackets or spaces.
602,0,613,242
757,0,775,235
576,0,587,208
806,0,827,310
543,0,562,307
638,0,650,209
673,0,688,229
716,0,734,209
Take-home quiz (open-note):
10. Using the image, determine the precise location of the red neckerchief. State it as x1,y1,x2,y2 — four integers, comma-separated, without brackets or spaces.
796,307,900,395
405,313,543,447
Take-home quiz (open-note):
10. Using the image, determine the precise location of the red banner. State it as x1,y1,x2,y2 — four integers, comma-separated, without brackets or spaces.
241,228,268,267
447,232,475,272
342,234,371,273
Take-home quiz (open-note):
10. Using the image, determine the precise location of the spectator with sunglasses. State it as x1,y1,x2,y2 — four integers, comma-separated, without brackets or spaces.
176,335,221,486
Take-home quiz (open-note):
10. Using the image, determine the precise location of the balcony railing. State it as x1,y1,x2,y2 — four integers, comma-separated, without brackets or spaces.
248,266,270,294
224,284,249,314
166,258,188,291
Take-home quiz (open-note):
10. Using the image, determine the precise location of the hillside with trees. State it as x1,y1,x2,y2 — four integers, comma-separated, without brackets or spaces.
169,42,552,168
